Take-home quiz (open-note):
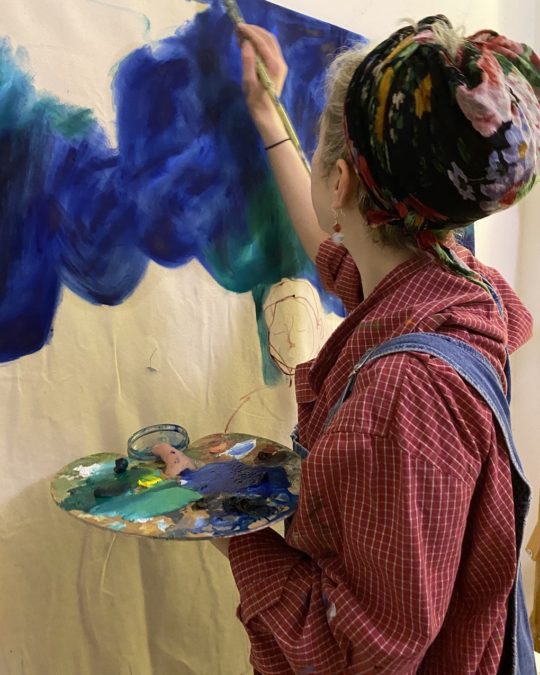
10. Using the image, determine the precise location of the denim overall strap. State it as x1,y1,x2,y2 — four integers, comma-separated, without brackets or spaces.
328,332,534,675
358,333,527,491
291,425,308,460
483,273,512,403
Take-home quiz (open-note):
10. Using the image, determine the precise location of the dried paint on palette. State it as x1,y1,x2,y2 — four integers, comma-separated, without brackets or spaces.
51,434,301,539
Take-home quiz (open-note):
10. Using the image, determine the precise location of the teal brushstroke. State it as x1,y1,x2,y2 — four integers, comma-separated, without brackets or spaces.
60,464,155,511
252,283,281,385
0,42,94,137
87,0,152,38
201,175,312,293
203,174,318,382
90,480,202,520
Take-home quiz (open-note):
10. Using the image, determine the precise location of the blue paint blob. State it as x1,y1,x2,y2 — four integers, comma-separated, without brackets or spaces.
188,489,297,536
224,438,257,458
181,459,290,496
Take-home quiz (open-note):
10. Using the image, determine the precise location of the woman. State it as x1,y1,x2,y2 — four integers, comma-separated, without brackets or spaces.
215,15,540,674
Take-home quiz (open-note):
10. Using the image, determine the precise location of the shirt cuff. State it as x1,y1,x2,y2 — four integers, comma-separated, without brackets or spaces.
228,527,307,625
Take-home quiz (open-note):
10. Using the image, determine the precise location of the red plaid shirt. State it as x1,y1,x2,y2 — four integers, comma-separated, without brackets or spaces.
229,240,533,674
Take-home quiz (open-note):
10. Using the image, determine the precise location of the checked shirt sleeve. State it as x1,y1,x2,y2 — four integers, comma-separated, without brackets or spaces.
315,239,363,314
229,421,475,674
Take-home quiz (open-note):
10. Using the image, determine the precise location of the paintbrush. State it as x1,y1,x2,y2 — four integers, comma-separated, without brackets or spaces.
221,0,311,174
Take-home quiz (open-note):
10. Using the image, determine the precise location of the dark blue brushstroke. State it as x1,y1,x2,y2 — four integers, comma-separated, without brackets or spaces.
183,459,298,535
180,459,289,495
0,41,148,359
0,1,473,371
114,0,360,303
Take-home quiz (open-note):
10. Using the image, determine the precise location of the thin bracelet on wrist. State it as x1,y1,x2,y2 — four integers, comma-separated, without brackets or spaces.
265,137,291,151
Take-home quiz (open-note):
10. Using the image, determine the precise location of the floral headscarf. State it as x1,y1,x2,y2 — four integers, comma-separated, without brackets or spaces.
344,15,540,235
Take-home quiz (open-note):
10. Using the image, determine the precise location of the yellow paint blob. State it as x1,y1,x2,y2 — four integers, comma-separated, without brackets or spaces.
138,476,163,488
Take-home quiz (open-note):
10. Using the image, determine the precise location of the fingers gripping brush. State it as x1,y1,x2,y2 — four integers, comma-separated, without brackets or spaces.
221,0,311,174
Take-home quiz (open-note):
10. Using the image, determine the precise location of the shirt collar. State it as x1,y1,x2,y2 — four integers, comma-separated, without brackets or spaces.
307,251,435,394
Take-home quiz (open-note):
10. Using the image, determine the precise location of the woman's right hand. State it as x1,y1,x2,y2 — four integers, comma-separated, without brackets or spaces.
236,23,327,264
237,23,289,144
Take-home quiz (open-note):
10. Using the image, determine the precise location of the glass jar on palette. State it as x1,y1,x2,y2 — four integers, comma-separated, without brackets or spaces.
127,424,190,461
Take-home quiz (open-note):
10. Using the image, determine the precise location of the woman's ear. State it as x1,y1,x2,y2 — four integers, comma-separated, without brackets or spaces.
331,159,359,210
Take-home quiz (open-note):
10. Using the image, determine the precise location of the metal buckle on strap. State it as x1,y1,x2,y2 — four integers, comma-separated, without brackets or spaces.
350,348,375,378
350,363,362,378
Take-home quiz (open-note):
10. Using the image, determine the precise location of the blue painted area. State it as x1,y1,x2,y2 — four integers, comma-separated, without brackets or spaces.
113,0,359,308
180,459,290,496
224,438,257,458
0,2,383,374
181,459,298,535
0,40,147,360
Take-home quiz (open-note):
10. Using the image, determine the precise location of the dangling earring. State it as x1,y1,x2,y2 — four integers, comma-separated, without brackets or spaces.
331,210,345,244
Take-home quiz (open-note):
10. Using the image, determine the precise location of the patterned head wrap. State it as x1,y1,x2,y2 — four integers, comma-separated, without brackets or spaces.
344,15,540,236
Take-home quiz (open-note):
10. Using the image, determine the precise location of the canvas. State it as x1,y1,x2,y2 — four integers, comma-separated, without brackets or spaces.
0,0,364,377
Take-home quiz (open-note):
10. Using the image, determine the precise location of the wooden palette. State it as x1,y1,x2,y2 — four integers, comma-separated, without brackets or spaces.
51,432,301,540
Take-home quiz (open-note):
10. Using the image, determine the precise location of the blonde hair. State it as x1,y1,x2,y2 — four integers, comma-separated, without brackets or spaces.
320,21,467,249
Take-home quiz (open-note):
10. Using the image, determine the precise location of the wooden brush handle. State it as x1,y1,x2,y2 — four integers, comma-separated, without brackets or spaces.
222,0,311,173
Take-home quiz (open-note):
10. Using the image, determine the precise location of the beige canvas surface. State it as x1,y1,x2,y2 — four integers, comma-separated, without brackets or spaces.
1,259,337,675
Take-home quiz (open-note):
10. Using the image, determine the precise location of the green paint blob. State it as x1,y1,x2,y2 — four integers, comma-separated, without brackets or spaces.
59,465,154,512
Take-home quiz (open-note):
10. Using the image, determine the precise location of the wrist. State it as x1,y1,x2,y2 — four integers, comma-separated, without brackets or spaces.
265,137,290,151
253,111,288,146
